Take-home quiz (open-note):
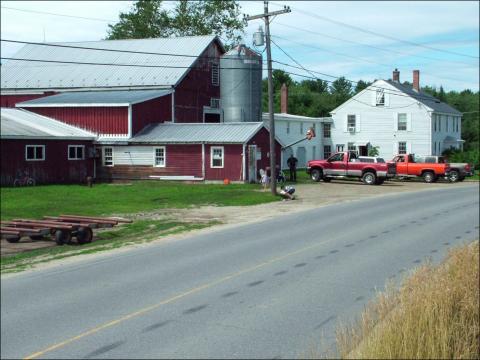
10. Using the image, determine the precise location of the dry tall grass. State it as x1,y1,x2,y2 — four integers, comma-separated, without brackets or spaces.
336,241,479,359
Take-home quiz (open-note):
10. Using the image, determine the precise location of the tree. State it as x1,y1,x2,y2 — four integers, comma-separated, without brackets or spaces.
368,146,380,157
272,69,293,91
330,77,352,106
107,0,245,48
300,79,329,93
107,0,171,39
355,80,371,93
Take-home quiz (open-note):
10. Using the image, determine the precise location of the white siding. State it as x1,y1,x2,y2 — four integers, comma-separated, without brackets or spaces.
113,146,156,166
431,113,462,155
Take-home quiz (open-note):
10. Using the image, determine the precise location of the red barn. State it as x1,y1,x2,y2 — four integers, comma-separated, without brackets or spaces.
1,108,96,186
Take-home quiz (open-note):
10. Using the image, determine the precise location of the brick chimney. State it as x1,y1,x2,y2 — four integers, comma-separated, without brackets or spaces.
280,83,288,113
392,68,400,83
413,70,420,92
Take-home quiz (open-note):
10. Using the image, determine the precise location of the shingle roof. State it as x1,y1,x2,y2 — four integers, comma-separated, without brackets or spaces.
16,89,172,107
1,108,96,139
130,122,267,144
386,80,462,115
1,35,221,90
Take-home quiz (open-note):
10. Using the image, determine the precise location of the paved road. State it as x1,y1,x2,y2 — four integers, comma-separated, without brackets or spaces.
1,184,479,359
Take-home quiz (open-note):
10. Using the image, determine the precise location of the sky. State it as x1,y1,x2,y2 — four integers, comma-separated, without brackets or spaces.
1,0,479,91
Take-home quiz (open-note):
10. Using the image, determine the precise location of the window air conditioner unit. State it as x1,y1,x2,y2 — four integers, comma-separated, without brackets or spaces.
348,126,356,133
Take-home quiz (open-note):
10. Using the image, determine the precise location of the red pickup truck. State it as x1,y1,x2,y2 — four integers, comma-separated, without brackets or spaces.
307,151,396,185
390,154,451,183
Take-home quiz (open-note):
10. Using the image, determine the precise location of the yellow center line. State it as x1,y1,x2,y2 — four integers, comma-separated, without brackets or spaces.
25,238,332,359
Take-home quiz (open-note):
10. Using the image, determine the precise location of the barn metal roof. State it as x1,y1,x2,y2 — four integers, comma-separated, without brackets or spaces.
1,35,221,91
16,89,172,107
1,108,96,139
130,122,271,144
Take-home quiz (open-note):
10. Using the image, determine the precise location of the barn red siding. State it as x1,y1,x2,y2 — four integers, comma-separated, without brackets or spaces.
97,144,202,180
0,139,94,186
25,107,128,135
132,94,172,135
1,92,56,108
246,127,282,181
174,40,223,123
204,144,243,181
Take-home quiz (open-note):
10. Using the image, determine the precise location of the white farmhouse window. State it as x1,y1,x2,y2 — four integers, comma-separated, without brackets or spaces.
211,63,219,86
434,115,437,132
347,115,356,131
336,144,345,152
323,145,331,159
25,145,45,161
376,89,385,106
397,113,407,131
68,145,85,160
323,123,331,138
398,142,407,154
286,122,290,134
154,147,166,167
456,117,459,132
210,146,224,168
103,147,114,166
348,142,357,153
300,122,304,134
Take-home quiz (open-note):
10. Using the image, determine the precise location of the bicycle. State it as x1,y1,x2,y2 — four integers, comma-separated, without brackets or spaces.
13,170,36,186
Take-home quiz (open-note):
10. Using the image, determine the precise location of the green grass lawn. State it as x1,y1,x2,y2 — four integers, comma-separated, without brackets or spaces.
0,181,279,221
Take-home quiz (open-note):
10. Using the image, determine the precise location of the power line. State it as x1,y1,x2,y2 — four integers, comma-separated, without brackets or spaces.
0,6,116,23
274,21,478,67
0,57,266,71
1,39,264,63
270,1,479,60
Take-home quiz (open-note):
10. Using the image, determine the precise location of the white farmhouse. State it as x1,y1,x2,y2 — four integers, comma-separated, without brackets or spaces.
263,84,333,169
330,69,463,160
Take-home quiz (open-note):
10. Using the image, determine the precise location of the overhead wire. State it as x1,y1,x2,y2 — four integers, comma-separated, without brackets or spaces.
270,1,479,60
0,6,116,22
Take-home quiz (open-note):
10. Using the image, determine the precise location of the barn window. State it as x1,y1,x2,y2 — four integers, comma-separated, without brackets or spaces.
25,145,45,161
323,123,331,138
210,146,224,168
211,63,219,86
103,147,114,166
68,145,85,160
154,147,166,167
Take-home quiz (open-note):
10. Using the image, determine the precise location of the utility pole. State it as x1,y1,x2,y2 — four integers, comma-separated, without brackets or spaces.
246,1,291,195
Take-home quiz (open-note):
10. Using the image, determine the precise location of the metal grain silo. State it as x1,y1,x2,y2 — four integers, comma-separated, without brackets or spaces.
220,45,262,122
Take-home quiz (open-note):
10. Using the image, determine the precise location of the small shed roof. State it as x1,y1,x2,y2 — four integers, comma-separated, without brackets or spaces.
129,122,281,145
1,108,96,139
1,35,222,91
16,89,172,107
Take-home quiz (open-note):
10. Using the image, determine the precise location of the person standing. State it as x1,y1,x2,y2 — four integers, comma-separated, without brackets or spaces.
287,154,298,182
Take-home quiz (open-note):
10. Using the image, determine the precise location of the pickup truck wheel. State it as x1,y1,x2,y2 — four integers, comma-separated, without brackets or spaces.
362,171,376,185
310,169,322,182
448,170,459,182
423,171,436,183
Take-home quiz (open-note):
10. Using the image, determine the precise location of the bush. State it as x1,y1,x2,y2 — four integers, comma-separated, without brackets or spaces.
442,148,480,170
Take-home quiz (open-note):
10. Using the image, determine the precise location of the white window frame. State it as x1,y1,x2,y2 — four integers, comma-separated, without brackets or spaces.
398,141,407,155
347,115,356,130
376,89,385,106
210,146,224,168
397,113,407,131
25,145,45,161
153,146,166,167
323,123,331,138
68,145,85,160
286,122,290,134
300,122,304,135
323,145,331,159
348,142,357,153
336,144,345,152
211,62,219,86
102,147,114,167
210,98,220,109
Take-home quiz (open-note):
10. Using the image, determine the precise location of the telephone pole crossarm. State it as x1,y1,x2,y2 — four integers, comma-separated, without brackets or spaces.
244,1,291,196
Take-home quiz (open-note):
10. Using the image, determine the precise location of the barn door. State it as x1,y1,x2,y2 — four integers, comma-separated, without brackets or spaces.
248,145,257,183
